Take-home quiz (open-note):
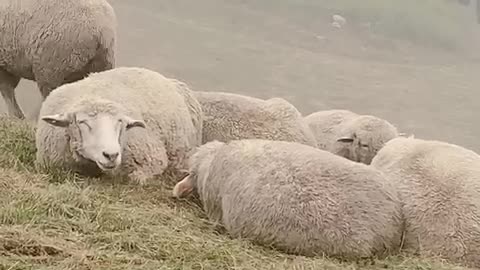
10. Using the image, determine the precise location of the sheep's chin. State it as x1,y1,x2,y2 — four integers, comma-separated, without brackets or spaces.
96,160,119,172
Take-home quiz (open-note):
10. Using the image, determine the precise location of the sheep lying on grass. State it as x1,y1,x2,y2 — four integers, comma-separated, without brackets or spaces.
35,67,203,185
371,136,480,268
0,0,117,119
193,91,317,147
304,109,399,164
173,139,402,259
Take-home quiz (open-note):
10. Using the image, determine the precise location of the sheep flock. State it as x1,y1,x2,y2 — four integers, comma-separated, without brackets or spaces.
1,0,480,268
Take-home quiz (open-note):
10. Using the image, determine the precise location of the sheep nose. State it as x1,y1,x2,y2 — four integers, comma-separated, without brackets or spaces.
102,151,119,161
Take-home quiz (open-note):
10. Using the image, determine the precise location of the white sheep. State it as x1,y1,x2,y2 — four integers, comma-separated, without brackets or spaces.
0,0,117,119
35,67,203,185
304,109,399,164
370,136,480,268
193,91,318,147
173,139,403,259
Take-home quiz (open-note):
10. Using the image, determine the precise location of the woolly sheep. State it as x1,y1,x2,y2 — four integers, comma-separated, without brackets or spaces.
35,67,203,185
370,136,480,268
173,139,403,259
0,0,117,119
193,91,318,147
304,109,399,164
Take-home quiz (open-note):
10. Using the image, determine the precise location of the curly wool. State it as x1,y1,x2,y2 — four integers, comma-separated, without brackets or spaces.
178,139,403,259
193,91,317,147
0,0,116,118
371,137,480,268
35,67,203,183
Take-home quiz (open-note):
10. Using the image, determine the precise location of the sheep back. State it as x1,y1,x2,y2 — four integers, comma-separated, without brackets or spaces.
186,139,403,259
304,109,358,150
194,91,317,147
371,136,480,268
0,0,116,85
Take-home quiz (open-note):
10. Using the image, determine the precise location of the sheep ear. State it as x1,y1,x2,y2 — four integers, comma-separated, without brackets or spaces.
172,174,194,198
41,113,72,127
124,116,146,130
337,137,354,143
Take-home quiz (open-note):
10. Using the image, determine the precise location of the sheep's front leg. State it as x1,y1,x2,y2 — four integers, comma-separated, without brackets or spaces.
0,69,23,119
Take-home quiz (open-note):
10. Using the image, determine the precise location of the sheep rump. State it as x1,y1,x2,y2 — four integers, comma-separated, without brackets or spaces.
35,66,203,184
174,139,403,259
193,91,317,147
0,0,117,119
304,109,399,164
371,136,480,268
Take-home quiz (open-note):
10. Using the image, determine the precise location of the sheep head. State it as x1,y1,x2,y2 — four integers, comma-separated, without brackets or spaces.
335,116,399,165
336,132,376,164
41,101,146,172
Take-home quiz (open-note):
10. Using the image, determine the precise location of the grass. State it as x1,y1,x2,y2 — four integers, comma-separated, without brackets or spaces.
0,114,475,269
290,0,477,51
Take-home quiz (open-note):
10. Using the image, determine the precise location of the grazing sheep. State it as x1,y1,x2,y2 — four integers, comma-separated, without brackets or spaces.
173,139,403,259
193,91,317,147
370,136,480,268
304,109,399,164
35,67,203,185
0,0,117,119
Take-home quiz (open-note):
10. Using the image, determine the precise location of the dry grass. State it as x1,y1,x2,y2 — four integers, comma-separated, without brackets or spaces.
0,115,475,270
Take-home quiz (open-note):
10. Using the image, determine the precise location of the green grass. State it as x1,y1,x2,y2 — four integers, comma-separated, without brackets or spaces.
292,0,477,51
0,115,475,269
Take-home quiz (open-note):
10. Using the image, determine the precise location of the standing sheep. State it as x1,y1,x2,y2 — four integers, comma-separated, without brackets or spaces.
304,109,399,164
173,139,403,259
193,91,317,147
0,0,117,119
36,67,203,185
370,136,480,268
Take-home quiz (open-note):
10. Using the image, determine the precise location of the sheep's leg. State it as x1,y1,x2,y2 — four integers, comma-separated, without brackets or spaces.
37,82,57,100
33,65,64,100
0,69,23,119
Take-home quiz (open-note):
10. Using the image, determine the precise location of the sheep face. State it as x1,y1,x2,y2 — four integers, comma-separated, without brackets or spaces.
335,116,398,165
336,132,376,164
41,111,146,172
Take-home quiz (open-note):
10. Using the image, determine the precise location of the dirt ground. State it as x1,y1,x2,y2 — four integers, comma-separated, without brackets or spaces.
7,0,480,152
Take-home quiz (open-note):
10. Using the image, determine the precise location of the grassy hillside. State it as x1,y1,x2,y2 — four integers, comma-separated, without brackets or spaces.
0,116,475,269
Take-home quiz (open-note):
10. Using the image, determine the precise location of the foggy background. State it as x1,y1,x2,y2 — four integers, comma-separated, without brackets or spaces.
6,0,480,152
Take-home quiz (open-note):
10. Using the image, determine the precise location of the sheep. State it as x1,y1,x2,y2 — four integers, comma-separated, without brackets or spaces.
0,0,117,119
193,91,318,147
173,139,403,259
370,136,480,268
35,67,203,185
304,109,399,164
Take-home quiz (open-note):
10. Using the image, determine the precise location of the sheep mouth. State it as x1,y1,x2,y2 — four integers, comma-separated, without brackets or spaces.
74,150,118,172
96,161,118,171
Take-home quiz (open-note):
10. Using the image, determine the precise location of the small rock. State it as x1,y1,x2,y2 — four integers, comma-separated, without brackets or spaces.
332,14,347,26
331,21,342,29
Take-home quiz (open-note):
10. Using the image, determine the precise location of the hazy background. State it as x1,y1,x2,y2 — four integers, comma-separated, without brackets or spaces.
6,0,480,151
